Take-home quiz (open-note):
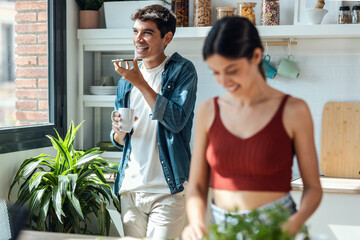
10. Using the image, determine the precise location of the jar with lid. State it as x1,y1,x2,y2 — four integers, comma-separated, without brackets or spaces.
338,6,351,24
216,7,236,20
261,0,280,25
194,0,212,27
237,2,256,25
352,5,360,24
174,0,189,27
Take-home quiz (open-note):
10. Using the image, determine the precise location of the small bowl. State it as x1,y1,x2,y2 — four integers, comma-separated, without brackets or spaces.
304,8,328,25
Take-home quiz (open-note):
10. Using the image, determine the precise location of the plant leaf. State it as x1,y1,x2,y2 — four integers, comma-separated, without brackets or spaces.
29,186,48,213
47,135,73,171
69,192,85,221
52,186,63,223
68,174,78,194
58,175,70,198
39,191,52,230
74,152,102,167
29,171,47,192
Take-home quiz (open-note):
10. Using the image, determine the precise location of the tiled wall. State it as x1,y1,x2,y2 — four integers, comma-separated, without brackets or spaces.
184,49,360,179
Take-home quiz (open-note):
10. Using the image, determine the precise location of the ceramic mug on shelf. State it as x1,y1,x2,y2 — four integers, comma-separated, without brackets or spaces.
262,55,277,79
111,108,135,133
277,55,300,79
101,76,115,86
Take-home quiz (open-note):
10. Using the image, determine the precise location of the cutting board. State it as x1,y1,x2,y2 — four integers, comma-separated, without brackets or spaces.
321,102,360,179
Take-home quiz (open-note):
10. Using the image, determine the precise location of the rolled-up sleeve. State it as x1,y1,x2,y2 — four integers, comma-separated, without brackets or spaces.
110,130,123,150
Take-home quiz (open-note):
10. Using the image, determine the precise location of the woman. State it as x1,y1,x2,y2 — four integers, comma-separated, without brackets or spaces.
182,17,322,240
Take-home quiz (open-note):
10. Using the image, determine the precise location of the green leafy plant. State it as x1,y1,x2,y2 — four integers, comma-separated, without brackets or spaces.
76,0,105,10
8,121,120,235
206,204,310,240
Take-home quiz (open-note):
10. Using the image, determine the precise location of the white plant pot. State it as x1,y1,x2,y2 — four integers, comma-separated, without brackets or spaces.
104,1,168,29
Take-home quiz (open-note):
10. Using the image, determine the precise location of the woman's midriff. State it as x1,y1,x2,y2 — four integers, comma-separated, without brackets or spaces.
212,189,288,211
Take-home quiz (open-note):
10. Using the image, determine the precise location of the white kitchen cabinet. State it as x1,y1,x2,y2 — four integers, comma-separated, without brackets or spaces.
77,24,360,160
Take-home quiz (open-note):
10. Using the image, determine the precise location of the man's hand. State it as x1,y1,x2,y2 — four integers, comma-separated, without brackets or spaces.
112,111,138,146
113,58,145,87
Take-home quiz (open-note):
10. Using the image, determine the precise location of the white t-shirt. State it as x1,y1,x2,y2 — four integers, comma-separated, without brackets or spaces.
119,56,171,194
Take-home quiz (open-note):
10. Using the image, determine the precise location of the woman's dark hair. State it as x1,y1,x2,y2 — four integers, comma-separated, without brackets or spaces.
203,17,266,80
131,4,176,38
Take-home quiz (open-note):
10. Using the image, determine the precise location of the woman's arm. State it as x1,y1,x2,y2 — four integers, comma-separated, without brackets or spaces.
182,99,213,240
284,98,323,235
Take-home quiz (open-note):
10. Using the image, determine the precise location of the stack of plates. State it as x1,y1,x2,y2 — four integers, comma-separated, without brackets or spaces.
89,86,117,95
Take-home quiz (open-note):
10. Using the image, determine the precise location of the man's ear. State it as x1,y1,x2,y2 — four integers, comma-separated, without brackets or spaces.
252,48,263,65
163,32,173,46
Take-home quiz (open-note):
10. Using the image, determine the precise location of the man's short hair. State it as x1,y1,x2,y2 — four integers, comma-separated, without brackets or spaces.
131,4,176,38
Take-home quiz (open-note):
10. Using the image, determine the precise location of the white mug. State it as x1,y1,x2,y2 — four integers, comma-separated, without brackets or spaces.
111,108,135,133
101,76,115,86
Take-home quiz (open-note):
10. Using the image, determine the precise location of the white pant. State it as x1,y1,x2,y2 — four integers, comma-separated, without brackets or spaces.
120,191,186,239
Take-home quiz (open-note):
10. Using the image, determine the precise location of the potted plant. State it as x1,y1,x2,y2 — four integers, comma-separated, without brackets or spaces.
76,0,105,29
8,121,120,235
103,0,170,29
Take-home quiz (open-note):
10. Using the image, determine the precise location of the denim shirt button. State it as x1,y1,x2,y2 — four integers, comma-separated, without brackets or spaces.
167,178,170,181
167,85,171,89
161,161,164,164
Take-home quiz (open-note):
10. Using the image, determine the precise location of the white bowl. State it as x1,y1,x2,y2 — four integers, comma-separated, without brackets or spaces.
304,8,328,24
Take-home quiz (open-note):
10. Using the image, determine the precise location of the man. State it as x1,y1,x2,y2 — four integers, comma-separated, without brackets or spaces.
110,4,198,239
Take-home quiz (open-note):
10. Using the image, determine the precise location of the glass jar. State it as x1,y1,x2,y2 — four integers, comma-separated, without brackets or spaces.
261,0,280,25
216,7,236,20
237,2,256,25
352,5,360,24
338,6,351,24
194,0,212,27
175,0,189,27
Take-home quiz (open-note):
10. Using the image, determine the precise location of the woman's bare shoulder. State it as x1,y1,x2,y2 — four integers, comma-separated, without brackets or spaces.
196,98,215,114
285,96,311,117
283,96,313,135
196,97,217,130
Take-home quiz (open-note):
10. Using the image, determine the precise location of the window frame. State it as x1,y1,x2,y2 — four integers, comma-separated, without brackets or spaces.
0,0,67,154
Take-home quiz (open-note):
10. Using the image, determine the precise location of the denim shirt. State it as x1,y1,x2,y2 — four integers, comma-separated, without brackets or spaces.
110,52,198,195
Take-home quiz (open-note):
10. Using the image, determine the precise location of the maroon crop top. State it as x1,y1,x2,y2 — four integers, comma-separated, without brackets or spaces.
206,95,294,192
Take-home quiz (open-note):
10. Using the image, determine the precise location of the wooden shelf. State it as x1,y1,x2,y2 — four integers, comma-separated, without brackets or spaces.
78,25,360,54
102,151,122,160
83,95,116,107
78,24,360,41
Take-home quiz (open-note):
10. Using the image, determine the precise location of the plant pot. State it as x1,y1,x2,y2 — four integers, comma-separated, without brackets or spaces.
104,1,168,29
79,10,100,29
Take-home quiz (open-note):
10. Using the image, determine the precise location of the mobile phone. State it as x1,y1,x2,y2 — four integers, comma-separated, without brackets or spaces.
112,58,142,63
111,58,133,63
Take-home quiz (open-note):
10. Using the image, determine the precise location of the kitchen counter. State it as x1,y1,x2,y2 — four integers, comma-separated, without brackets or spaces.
292,176,360,194
17,230,138,240
291,176,360,240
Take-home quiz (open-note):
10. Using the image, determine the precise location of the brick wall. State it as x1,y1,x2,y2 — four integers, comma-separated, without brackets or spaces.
14,0,48,126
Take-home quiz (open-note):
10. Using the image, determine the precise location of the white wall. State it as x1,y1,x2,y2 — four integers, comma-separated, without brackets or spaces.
0,147,55,200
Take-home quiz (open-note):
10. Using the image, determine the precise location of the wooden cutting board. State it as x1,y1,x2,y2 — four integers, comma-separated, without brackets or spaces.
321,102,360,178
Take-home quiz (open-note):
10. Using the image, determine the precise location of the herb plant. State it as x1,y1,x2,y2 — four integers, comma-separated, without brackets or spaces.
206,204,310,240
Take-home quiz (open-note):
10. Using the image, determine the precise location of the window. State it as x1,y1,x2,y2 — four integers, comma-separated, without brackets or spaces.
0,0,66,153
